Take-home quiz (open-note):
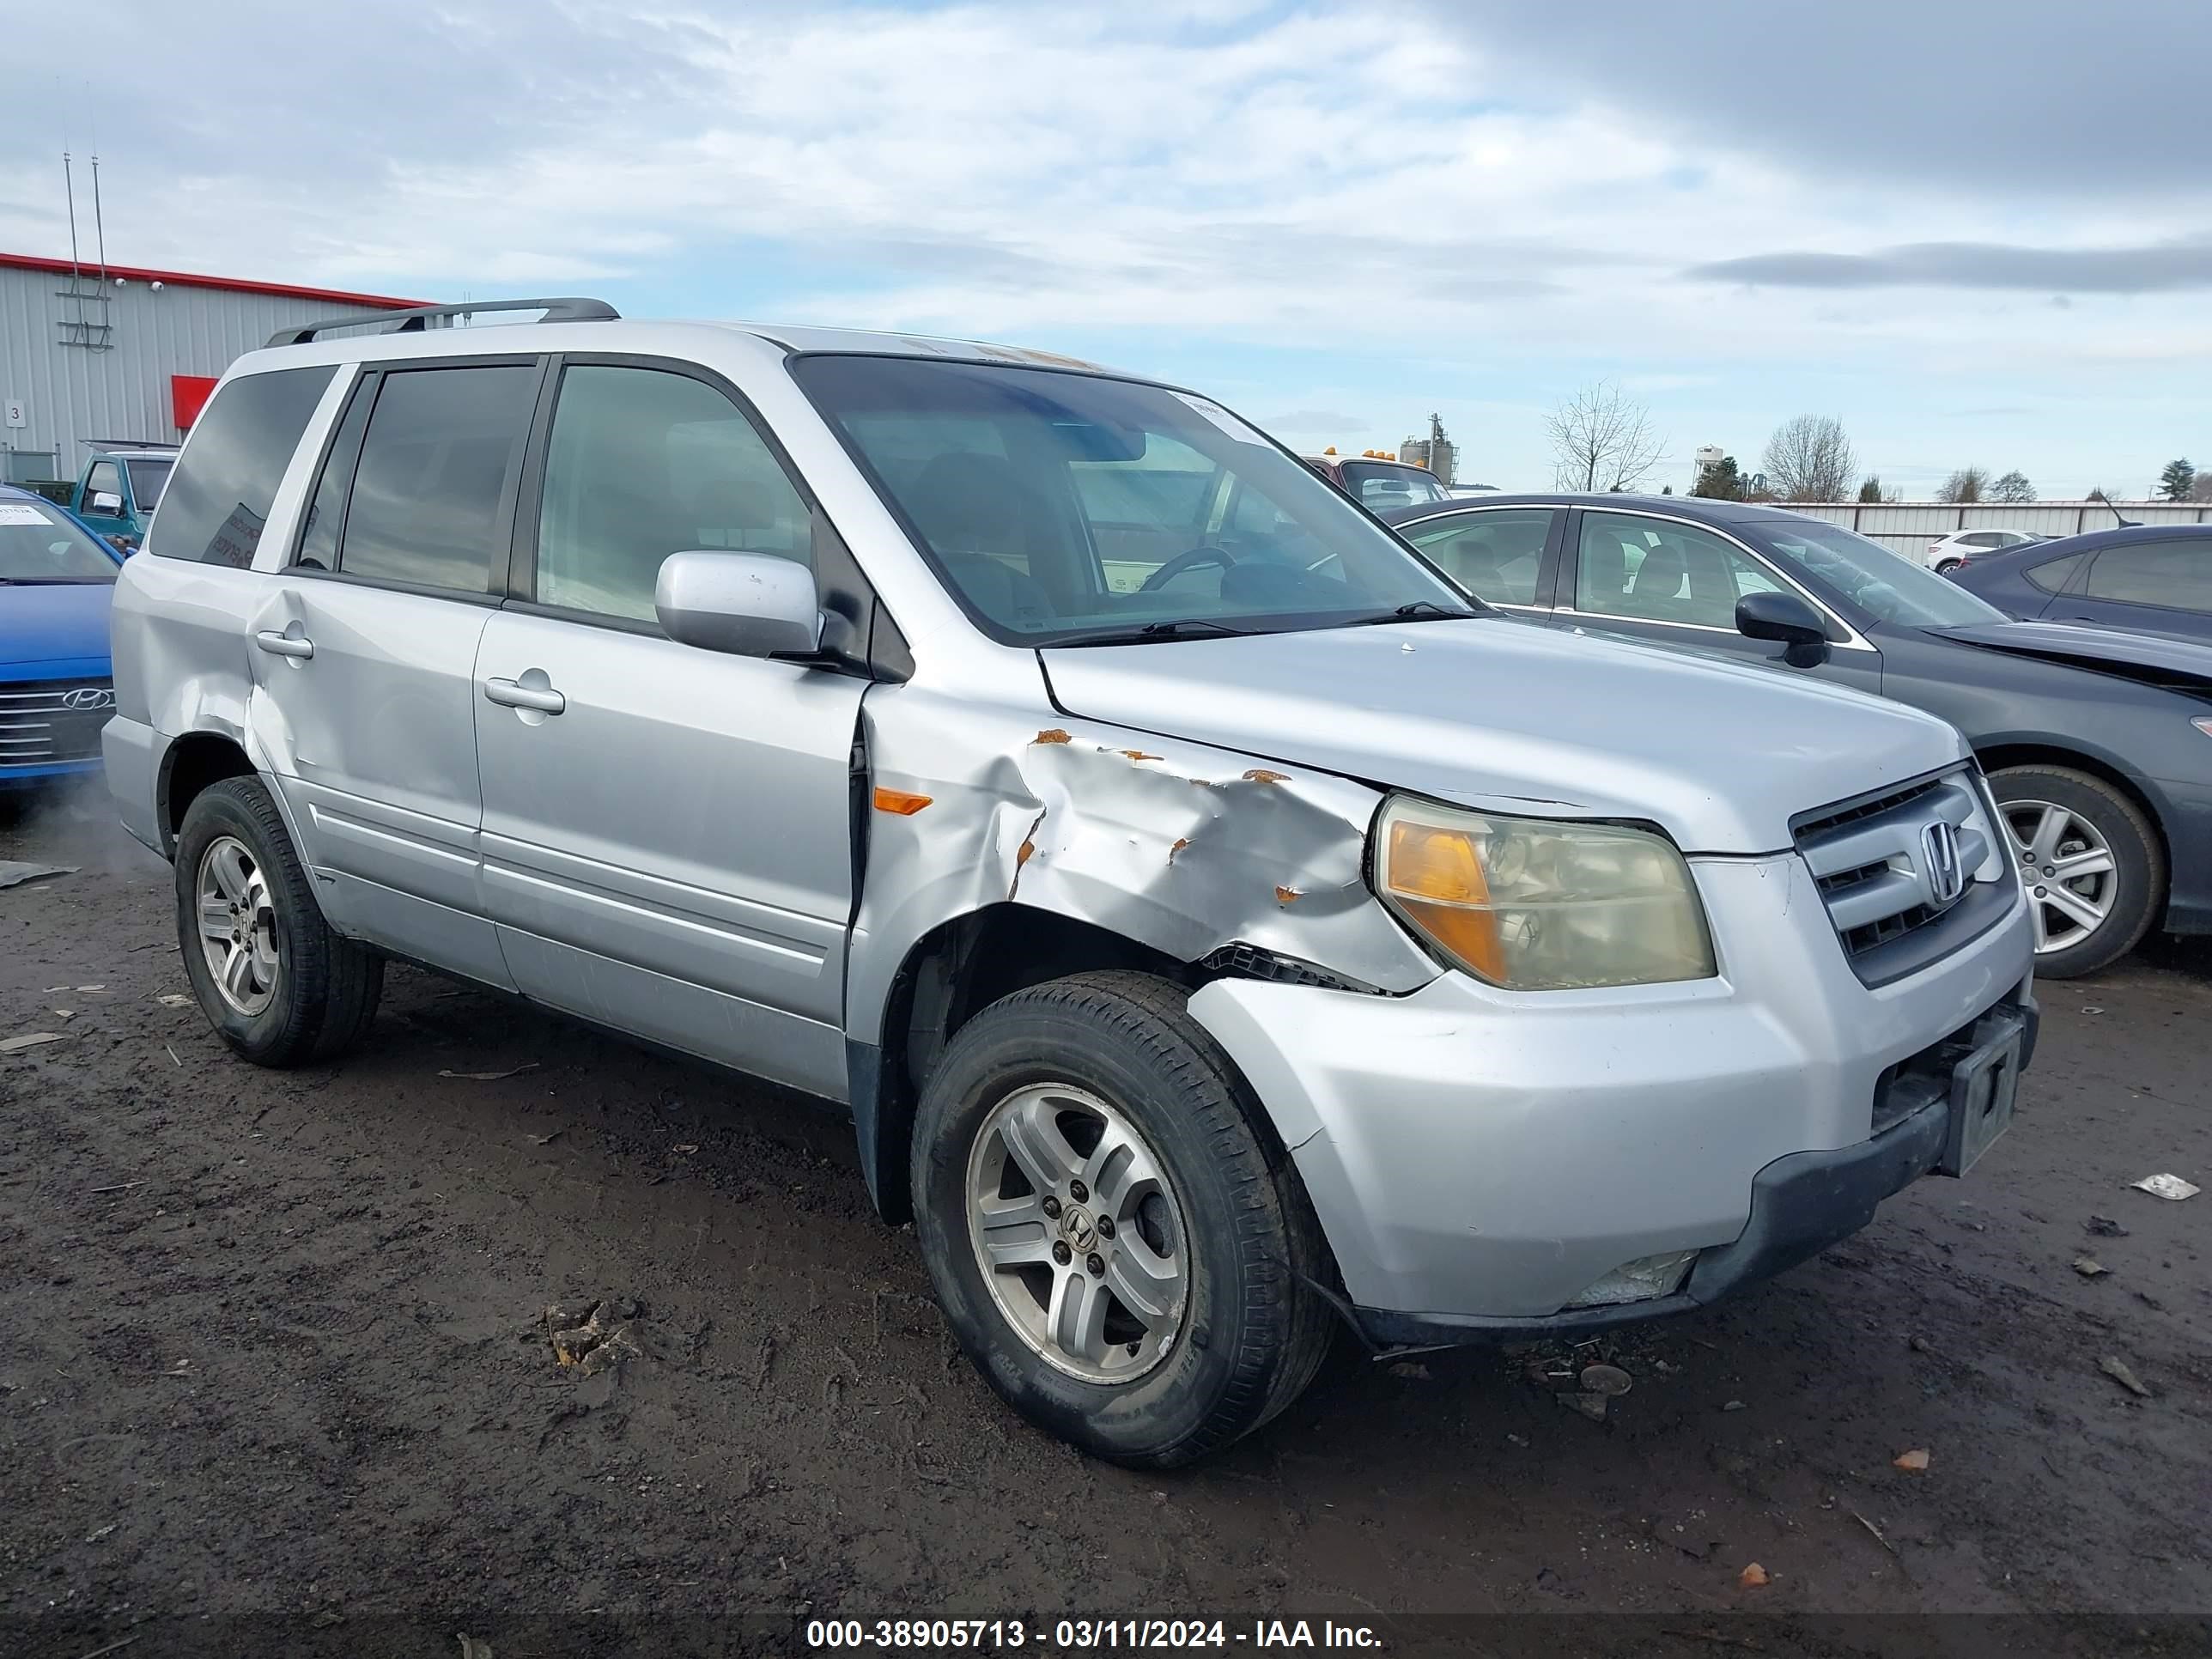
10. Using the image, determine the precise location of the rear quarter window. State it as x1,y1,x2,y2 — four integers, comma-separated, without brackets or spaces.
2023,553,2083,594
151,367,336,566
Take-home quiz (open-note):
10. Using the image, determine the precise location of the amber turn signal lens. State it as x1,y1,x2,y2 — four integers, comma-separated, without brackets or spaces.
1384,819,1506,981
872,787,933,816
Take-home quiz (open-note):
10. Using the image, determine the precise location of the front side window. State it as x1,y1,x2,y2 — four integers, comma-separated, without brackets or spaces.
1407,509,1553,606
337,365,537,592
1759,520,2007,626
151,366,336,566
0,498,118,583
2081,540,2212,613
1576,513,1778,629
83,459,122,505
793,356,1468,644
534,365,811,623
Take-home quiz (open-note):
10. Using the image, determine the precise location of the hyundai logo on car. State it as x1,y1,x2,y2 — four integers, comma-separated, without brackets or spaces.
62,686,117,711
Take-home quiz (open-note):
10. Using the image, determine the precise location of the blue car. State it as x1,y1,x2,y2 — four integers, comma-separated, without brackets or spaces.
1948,523,2212,646
1,483,125,803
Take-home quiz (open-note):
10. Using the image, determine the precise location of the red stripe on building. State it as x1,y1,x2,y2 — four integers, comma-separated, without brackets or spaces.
0,250,429,309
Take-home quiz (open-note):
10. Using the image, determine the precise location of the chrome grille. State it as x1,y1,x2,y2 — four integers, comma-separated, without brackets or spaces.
0,679,115,765
1795,768,2007,984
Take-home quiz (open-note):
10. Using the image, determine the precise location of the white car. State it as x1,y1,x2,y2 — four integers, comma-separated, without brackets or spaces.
1925,528,2045,574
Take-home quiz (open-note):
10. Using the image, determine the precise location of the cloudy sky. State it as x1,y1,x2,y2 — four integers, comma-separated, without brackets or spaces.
6,0,2207,496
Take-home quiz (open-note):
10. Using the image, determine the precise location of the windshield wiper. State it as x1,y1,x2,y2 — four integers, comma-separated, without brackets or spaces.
1343,599,1486,625
1047,617,1263,647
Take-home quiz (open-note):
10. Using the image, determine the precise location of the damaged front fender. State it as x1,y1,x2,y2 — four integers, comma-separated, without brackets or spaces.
846,684,1442,1054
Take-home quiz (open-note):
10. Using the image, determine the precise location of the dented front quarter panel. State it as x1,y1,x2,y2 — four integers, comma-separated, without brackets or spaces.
846,678,1442,1048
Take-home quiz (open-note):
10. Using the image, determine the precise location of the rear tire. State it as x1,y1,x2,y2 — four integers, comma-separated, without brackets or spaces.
911,970,1334,1468
1935,558,1962,575
1987,764,2162,979
173,776,383,1066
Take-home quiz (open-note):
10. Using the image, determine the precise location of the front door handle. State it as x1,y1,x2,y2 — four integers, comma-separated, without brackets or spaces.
254,629,314,659
483,677,567,715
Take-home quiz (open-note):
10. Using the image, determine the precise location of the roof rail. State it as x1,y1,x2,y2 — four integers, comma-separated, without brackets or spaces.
265,296,621,349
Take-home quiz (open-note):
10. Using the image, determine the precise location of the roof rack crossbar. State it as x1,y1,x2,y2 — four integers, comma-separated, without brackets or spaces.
266,296,620,349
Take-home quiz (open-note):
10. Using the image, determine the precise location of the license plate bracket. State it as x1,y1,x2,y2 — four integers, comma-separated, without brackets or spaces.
1937,1012,2023,1177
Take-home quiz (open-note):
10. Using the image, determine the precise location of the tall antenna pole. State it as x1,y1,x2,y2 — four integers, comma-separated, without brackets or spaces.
91,150,108,280
89,88,107,279
64,152,82,283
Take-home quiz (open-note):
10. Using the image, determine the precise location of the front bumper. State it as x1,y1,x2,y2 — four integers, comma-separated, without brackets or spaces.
0,757,104,792
1187,851,2036,1334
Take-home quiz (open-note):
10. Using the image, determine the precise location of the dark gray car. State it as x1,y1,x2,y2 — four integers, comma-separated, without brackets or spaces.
1381,494,2212,977
1949,523,2212,645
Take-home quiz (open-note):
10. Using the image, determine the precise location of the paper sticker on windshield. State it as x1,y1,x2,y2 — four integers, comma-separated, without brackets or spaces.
0,503,57,526
1170,392,1269,447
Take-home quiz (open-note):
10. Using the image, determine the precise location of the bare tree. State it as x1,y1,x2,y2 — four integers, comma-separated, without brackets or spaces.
1760,415,1856,501
1936,466,1990,504
2191,472,2212,503
1989,470,2036,504
1546,380,1664,493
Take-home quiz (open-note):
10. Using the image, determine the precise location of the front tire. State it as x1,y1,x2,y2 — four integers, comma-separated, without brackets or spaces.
911,971,1334,1468
1988,765,2163,979
173,776,383,1066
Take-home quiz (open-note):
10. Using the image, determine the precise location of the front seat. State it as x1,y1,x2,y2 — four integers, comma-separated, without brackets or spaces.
901,452,1057,628
1626,538,1693,621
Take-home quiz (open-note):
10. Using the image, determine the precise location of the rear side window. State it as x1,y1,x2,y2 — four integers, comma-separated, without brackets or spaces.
2023,553,2084,594
151,366,336,566
337,365,538,593
2081,540,2212,612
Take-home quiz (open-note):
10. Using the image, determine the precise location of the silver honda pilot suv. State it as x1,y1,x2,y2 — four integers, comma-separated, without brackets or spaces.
104,299,2037,1466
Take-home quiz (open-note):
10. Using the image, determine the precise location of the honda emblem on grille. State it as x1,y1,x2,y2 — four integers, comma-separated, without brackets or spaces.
1922,820,1965,905
62,687,115,711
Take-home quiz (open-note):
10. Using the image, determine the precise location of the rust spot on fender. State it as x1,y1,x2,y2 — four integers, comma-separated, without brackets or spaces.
1033,728,1073,744
1120,750,1162,762
1275,885,1302,905
1017,840,1036,866
1243,768,1291,784
1170,837,1193,860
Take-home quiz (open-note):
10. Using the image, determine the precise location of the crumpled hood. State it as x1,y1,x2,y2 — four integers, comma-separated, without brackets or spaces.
0,581,115,668
1042,618,1965,854
1931,619,2212,692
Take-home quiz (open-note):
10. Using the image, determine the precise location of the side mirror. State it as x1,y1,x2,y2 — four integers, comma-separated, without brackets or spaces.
88,490,124,514
1735,589,1831,668
654,551,823,660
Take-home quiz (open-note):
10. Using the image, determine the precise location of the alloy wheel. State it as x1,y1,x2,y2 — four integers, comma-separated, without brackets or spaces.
2002,799,2117,955
196,836,281,1016
964,1082,1190,1384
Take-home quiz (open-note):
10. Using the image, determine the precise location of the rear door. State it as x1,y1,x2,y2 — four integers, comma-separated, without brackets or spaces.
1393,505,1563,619
472,357,867,1099
2051,538,2212,641
249,356,544,988
1555,507,1883,695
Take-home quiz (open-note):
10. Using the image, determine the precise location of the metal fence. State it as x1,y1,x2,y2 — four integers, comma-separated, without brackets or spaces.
1786,500,2210,558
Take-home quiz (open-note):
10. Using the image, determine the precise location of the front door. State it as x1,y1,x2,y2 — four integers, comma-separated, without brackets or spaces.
473,360,867,1100
1554,507,1883,696
250,359,544,988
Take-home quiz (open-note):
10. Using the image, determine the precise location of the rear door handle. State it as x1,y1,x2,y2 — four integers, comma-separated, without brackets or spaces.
254,629,314,659
483,677,567,715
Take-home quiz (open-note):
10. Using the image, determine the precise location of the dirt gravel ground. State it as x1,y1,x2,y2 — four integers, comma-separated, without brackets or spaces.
3,786,2208,1657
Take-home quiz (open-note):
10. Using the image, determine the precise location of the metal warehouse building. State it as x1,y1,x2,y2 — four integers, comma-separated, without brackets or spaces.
0,251,424,489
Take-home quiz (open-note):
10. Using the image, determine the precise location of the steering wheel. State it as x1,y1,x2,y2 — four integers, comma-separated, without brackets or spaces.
1140,544,1237,592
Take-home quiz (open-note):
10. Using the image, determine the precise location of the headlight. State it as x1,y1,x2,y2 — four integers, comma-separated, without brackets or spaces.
1374,796,1716,990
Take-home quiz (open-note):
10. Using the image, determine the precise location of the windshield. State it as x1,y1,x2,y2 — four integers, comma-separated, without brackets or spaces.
126,458,173,508
0,500,119,584
793,356,1470,645
1337,460,1451,509
1758,520,2006,627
